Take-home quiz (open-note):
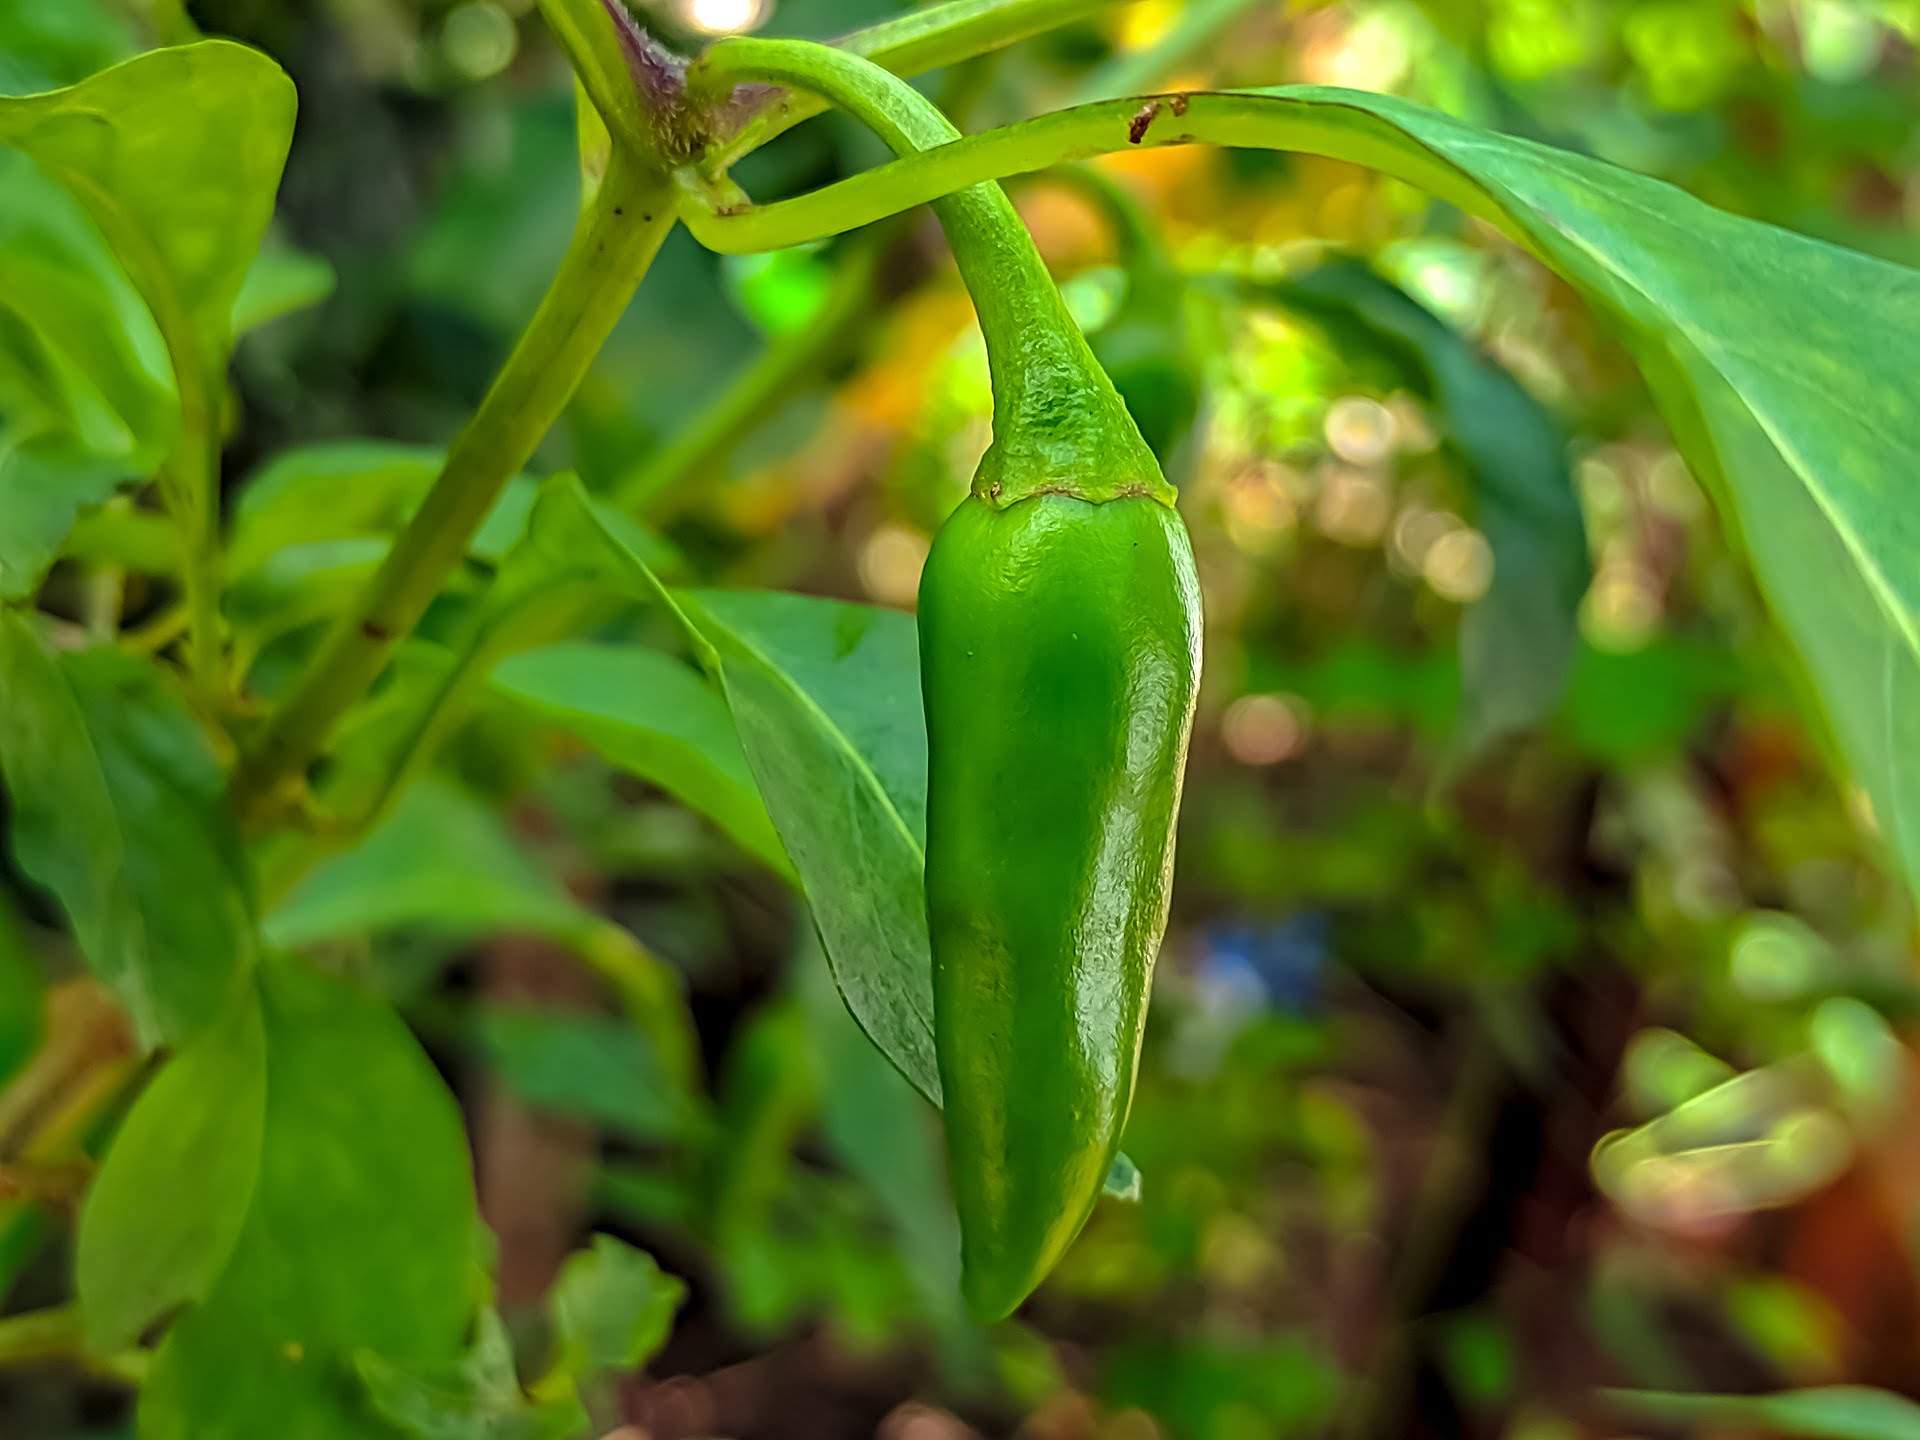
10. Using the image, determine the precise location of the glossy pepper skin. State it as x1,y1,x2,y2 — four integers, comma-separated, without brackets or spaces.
920,488,1202,1320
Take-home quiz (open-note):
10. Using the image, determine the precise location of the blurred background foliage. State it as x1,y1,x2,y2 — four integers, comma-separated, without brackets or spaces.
6,0,1920,1437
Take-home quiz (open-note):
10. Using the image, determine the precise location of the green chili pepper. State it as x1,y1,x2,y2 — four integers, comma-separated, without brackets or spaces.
920,487,1200,1318
699,40,1202,1320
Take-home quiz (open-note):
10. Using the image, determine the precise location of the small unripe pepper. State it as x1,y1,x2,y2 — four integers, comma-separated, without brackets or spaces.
921,489,1200,1318
702,41,1203,1320
903,116,1202,1321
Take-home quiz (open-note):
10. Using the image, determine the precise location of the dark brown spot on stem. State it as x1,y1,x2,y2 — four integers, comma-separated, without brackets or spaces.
1128,101,1161,144
1170,92,1190,116
361,620,393,642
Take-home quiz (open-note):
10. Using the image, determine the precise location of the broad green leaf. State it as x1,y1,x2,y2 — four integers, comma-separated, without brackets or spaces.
507,480,1140,1197
549,1235,685,1380
678,587,940,1095
77,985,267,1352
471,1005,689,1141
1606,1386,1920,1440
232,244,336,334
492,642,794,880
0,153,173,458
0,436,131,599
265,777,594,953
140,960,479,1440
1266,259,1587,748
359,1310,588,1440
705,85,1920,901
507,479,939,1104
0,42,295,392
0,153,172,596
0,614,254,1044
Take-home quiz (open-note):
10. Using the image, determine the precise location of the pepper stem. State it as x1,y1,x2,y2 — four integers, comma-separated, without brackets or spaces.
692,38,1171,509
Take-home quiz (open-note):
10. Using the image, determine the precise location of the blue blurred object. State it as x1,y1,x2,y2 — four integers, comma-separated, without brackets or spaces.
1168,915,1331,1080
1199,914,1331,1015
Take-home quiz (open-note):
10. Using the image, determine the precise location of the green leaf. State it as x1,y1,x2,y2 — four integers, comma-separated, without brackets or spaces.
549,1235,685,1381
359,1310,589,1440
139,960,479,1440
0,436,131,600
471,1006,688,1141
491,642,794,880
507,479,940,1103
231,243,336,334
0,614,254,1045
0,152,173,458
702,85,1920,901
0,41,295,391
1268,258,1587,749
0,151,173,596
503,479,1140,1198
1605,1386,1920,1440
677,586,941,1095
77,986,267,1352
265,777,595,954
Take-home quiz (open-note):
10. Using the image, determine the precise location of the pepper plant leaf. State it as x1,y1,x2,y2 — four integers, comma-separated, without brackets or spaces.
492,641,794,880
359,1309,589,1440
266,777,597,955
0,613,254,1045
503,478,1141,1197
0,41,295,395
547,1233,685,1381
77,985,268,1352
139,960,479,1440
508,478,941,1105
693,84,1920,899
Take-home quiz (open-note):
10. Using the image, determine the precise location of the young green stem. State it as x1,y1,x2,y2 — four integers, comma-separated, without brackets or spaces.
707,0,1128,171
693,38,1164,507
230,156,675,825
677,89,1508,260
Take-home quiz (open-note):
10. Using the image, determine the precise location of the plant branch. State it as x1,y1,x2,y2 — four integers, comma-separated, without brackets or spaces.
706,0,1132,170
229,156,675,826
677,88,1508,258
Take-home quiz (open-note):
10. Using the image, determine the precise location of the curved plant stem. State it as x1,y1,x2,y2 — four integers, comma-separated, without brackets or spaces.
677,88,1509,259
230,156,675,826
694,38,1163,506
708,0,1128,171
